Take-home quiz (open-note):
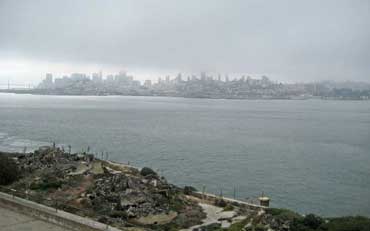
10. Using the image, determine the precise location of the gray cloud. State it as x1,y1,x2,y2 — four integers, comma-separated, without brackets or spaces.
0,0,369,82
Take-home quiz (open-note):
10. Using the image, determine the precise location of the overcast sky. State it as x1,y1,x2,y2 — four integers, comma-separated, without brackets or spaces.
0,0,369,85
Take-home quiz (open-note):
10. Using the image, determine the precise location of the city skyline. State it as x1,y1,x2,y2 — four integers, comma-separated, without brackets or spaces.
1,70,365,100
3,69,370,88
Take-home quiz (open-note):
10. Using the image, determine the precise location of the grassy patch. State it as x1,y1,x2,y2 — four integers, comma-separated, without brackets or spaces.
223,204,234,212
227,217,250,231
265,208,302,221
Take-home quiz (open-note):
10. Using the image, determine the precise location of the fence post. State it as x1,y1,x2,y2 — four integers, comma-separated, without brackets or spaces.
10,189,16,199
202,185,206,202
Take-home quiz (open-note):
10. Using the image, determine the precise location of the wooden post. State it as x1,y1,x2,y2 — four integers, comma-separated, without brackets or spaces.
202,185,206,202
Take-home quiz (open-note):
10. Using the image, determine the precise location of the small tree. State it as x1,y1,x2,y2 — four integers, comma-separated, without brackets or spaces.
303,214,323,229
0,155,20,185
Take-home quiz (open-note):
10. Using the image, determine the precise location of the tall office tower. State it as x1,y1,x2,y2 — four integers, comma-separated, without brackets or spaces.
200,72,206,81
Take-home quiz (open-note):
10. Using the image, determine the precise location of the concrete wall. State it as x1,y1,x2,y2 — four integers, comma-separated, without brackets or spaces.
0,192,122,231
190,191,266,210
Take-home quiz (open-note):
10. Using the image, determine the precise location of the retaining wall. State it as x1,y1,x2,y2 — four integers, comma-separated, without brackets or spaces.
0,192,122,231
190,191,266,210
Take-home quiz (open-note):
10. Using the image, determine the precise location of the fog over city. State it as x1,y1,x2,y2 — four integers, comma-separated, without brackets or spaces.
0,0,369,85
2,1,370,228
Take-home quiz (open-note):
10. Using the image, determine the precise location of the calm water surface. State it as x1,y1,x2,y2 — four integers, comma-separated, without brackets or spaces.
0,93,369,216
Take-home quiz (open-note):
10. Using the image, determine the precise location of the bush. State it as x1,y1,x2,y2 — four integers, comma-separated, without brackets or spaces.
290,215,370,231
227,218,250,231
184,186,197,195
140,167,157,176
266,208,302,221
29,180,62,191
255,224,266,231
322,216,370,231
109,210,128,219
303,214,323,229
215,198,227,207
0,155,20,185
223,204,234,211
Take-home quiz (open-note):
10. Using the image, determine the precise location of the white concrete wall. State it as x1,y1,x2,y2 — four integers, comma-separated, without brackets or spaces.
0,192,123,231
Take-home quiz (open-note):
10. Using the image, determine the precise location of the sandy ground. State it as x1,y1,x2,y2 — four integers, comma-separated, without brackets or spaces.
0,206,71,231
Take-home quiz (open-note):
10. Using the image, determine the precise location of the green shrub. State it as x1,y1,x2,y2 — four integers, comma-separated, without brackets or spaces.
266,208,302,221
322,216,370,231
290,215,370,231
254,224,266,231
109,210,128,219
227,218,250,231
223,204,234,211
215,199,227,207
140,167,157,176
183,186,197,195
29,179,62,191
303,214,323,229
0,155,20,185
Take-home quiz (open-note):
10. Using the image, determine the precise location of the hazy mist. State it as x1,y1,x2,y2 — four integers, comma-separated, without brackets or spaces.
0,0,369,84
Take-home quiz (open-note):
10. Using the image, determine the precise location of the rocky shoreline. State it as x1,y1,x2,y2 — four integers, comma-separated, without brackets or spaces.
0,147,369,231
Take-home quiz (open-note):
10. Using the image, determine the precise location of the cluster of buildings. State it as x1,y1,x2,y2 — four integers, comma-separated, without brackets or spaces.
38,71,140,90
38,71,276,91
36,71,370,100
38,71,284,97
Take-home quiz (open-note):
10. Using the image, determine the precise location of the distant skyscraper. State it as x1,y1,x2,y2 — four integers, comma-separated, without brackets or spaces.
115,71,128,82
45,73,53,83
247,76,252,84
175,73,182,83
92,72,103,83
144,80,152,87
70,73,87,81
200,72,206,81
38,73,53,89
165,75,170,83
